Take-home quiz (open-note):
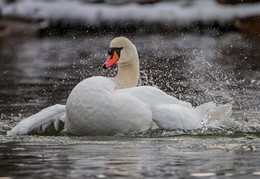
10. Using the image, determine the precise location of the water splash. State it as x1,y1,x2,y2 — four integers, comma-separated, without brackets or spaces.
185,48,235,104
133,118,260,138
1,33,259,137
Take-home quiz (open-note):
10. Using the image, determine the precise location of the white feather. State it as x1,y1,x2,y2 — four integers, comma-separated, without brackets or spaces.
7,104,66,136
206,102,233,122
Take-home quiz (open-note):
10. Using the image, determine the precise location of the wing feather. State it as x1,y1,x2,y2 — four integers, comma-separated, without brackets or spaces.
7,104,66,136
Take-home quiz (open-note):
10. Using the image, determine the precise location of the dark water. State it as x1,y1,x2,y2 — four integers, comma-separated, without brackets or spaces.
0,33,260,178
1,137,260,179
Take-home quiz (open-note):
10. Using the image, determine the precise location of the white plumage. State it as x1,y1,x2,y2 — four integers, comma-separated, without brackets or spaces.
7,104,66,136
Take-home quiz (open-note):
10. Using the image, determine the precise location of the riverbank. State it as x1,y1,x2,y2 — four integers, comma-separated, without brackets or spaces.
0,0,259,37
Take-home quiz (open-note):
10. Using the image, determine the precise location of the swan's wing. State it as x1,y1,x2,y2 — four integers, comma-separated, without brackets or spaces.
194,101,233,122
206,102,233,122
116,86,232,130
152,104,202,130
194,102,217,117
7,104,66,136
117,86,192,108
153,102,233,130
112,92,156,132
116,86,199,130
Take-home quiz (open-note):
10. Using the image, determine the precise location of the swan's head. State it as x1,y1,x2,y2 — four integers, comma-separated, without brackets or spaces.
102,37,138,69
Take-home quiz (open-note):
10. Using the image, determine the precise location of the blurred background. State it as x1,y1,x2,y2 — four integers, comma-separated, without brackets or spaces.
0,0,259,38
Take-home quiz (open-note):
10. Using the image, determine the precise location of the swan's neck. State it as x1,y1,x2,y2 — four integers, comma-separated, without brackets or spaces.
113,61,139,89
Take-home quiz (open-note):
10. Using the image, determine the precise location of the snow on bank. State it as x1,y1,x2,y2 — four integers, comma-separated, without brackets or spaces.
2,0,260,25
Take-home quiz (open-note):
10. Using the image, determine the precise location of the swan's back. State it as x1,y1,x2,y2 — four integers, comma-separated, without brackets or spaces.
116,86,192,108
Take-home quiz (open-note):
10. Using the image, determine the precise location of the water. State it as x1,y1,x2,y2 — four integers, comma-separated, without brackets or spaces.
0,33,259,178
1,136,260,178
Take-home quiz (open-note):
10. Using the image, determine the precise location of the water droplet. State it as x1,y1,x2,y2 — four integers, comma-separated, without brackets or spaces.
252,172,260,176
97,174,106,178
190,172,216,177
225,173,233,176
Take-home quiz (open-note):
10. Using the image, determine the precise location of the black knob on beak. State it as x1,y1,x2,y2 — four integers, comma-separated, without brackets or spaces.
102,64,107,69
98,63,107,70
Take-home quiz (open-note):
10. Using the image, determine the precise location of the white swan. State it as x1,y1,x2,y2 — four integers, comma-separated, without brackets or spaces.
7,37,232,136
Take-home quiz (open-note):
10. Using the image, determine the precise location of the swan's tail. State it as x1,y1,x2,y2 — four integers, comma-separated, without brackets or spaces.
195,101,233,123
7,104,66,136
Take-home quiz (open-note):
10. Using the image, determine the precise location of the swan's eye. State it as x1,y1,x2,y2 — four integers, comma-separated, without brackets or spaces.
115,47,123,55
107,47,123,59
108,49,113,55
108,47,123,55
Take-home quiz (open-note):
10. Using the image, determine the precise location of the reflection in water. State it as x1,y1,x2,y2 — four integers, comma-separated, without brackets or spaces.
0,137,260,178
0,143,73,177
0,33,259,178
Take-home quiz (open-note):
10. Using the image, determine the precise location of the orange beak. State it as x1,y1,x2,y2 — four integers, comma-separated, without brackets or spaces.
102,51,120,69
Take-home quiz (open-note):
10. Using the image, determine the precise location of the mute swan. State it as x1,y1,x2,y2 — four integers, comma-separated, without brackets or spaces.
7,37,232,136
